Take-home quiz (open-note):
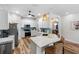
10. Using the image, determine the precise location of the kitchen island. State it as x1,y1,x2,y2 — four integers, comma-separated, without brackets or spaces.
31,34,60,54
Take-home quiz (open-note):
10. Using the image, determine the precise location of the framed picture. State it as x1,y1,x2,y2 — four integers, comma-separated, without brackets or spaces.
72,21,79,30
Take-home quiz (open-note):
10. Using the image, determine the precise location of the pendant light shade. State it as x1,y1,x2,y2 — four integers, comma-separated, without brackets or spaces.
42,14,48,21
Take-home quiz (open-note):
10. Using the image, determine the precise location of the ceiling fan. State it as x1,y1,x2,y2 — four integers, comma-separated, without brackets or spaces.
28,10,35,17
20,10,37,19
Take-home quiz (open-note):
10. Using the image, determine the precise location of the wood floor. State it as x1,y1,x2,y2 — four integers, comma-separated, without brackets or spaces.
13,37,32,54
64,40,79,54
12,37,79,54
45,37,79,54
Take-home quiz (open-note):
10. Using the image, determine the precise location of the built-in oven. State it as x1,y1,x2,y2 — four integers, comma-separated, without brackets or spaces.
23,25,31,37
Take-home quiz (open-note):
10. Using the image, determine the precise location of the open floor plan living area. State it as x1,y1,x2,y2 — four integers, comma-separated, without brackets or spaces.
0,4,79,54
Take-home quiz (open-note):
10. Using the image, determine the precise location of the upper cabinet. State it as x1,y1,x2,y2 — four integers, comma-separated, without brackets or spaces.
0,10,9,30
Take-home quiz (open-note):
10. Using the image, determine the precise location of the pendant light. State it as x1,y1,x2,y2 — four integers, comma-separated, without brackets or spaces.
42,14,48,21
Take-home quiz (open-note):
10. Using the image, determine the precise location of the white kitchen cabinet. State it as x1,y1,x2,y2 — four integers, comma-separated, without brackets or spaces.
0,10,9,30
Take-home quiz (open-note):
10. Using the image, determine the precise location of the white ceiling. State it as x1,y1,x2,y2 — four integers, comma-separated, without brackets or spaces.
0,4,79,16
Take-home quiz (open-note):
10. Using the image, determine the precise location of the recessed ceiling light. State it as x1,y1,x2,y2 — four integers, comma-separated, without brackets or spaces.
15,10,20,14
38,13,41,16
65,12,69,15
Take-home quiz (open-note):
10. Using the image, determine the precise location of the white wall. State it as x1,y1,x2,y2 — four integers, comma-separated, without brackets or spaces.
8,13,21,23
61,14,79,42
0,10,9,30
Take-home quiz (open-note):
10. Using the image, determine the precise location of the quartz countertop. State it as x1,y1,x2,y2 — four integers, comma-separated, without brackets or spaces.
0,35,14,43
31,34,60,48
0,35,15,49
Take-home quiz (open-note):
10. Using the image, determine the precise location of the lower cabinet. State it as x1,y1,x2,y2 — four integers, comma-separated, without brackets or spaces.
30,41,36,54
0,42,12,54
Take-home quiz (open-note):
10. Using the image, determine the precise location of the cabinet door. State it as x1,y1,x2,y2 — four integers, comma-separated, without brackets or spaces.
0,42,12,54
